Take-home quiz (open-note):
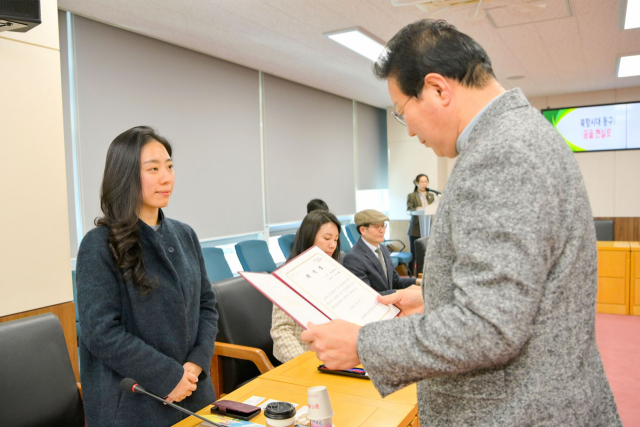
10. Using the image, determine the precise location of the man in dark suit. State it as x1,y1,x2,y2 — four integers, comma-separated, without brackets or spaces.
343,209,418,294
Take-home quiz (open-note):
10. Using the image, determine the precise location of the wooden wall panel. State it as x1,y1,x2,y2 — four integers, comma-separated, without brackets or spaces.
594,217,640,242
596,242,630,315
0,302,79,381
632,243,640,316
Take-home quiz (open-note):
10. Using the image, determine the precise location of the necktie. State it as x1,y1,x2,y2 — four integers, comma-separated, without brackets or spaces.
375,247,388,280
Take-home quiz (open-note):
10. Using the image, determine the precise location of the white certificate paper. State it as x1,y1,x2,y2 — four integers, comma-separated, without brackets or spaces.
273,246,399,325
240,246,399,328
240,271,330,329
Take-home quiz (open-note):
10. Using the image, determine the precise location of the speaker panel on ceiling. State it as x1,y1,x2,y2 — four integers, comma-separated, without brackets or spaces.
0,0,41,33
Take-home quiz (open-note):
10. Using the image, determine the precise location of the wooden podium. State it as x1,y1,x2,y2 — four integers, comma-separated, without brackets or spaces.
172,352,418,427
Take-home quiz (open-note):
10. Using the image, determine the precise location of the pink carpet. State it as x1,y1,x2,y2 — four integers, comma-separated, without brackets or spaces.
596,313,640,427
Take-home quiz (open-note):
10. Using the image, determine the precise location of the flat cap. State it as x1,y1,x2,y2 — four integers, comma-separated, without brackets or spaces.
354,209,389,226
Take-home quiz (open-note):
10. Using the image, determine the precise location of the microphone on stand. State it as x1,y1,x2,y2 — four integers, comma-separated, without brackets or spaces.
120,378,224,427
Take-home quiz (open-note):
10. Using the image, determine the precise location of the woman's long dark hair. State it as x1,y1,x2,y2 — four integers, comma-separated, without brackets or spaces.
95,126,172,294
289,210,342,263
413,173,429,192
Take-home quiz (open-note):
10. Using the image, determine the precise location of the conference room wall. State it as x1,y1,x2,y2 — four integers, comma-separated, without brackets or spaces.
529,87,640,218
386,86,640,226
59,13,386,258
386,106,441,223
0,1,73,316
386,106,442,250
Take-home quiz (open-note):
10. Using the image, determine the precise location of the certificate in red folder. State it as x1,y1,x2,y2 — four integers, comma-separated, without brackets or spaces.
239,246,400,329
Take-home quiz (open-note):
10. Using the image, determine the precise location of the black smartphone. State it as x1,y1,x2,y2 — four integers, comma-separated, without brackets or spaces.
317,364,370,379
210,400,261,421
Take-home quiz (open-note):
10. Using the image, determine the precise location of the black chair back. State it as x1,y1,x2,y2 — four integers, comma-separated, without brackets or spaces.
0,313,84,427
594,219,614,241
212,276,280,394
414,236,429,278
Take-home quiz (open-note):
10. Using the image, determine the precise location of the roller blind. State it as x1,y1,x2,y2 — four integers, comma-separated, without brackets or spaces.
263,74,356,223
68,15,264,245
356,102,388,190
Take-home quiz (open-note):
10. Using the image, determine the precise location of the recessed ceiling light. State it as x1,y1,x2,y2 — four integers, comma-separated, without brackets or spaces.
324,28,385,61
507,75,525,80
624,0,640,30
618,55,640,78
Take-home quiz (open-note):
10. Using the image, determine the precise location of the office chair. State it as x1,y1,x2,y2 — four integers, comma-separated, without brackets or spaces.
414,237,429,278
594,220,614,241
235,240,277,273
386,241,412,270
211,276,280,396
340,229,352,253
201,247,234,282
278,234,296,260
345,223,359,246
0,313,84,427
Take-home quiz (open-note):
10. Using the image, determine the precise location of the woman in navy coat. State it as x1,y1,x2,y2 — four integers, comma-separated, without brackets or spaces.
76,126,218,426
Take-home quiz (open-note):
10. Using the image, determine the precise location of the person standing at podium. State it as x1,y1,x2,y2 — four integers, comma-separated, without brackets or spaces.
76,126,218,427
406,173,435,266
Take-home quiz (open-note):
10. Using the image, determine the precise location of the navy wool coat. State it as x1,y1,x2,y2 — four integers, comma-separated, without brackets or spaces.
76,212,218,427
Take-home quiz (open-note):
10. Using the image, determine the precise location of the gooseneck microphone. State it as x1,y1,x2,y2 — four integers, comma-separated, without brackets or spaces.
120,378,224,427
426,188,442,196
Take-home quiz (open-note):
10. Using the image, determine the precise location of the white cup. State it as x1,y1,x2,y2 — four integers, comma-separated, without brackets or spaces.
308,386,334,421
310,417,333,427
264,401,296,427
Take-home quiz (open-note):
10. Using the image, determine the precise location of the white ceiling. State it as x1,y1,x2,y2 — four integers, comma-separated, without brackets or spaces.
57,0,640,109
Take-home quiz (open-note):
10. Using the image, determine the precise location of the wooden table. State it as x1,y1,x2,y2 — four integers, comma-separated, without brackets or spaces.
631,242,640,316
597,241,631,315
172,353,418,427
261,352,416,406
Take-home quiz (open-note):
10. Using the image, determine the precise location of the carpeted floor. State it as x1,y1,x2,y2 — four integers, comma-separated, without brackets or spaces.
596,313,640,427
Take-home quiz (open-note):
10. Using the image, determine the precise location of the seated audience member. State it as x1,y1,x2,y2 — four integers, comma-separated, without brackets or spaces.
343,209,419,294
271,210,342,363
306,198,329,213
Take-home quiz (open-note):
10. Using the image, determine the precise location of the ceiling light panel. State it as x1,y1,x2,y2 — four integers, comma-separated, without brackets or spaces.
618,55,640,77
325,28,385,61
624,0,640,29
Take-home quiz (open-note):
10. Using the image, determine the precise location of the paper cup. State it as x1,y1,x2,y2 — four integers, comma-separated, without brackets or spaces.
307,386,334,420
264,402,296,427
310,417,333,427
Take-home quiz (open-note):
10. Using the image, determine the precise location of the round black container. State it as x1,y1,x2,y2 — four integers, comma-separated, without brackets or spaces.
264,401,296,420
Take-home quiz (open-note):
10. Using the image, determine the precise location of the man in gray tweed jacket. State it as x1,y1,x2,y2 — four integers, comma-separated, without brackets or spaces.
302,19,621,426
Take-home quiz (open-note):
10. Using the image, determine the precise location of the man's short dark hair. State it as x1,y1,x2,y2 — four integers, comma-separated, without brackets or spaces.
374,19,496,96
307,199,329,214
356,224,368,235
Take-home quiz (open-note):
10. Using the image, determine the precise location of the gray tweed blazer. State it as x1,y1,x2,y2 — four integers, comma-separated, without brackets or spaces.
357,89,621,426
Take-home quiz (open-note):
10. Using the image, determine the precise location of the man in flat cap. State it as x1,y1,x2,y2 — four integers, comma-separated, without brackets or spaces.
343,209,418,294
